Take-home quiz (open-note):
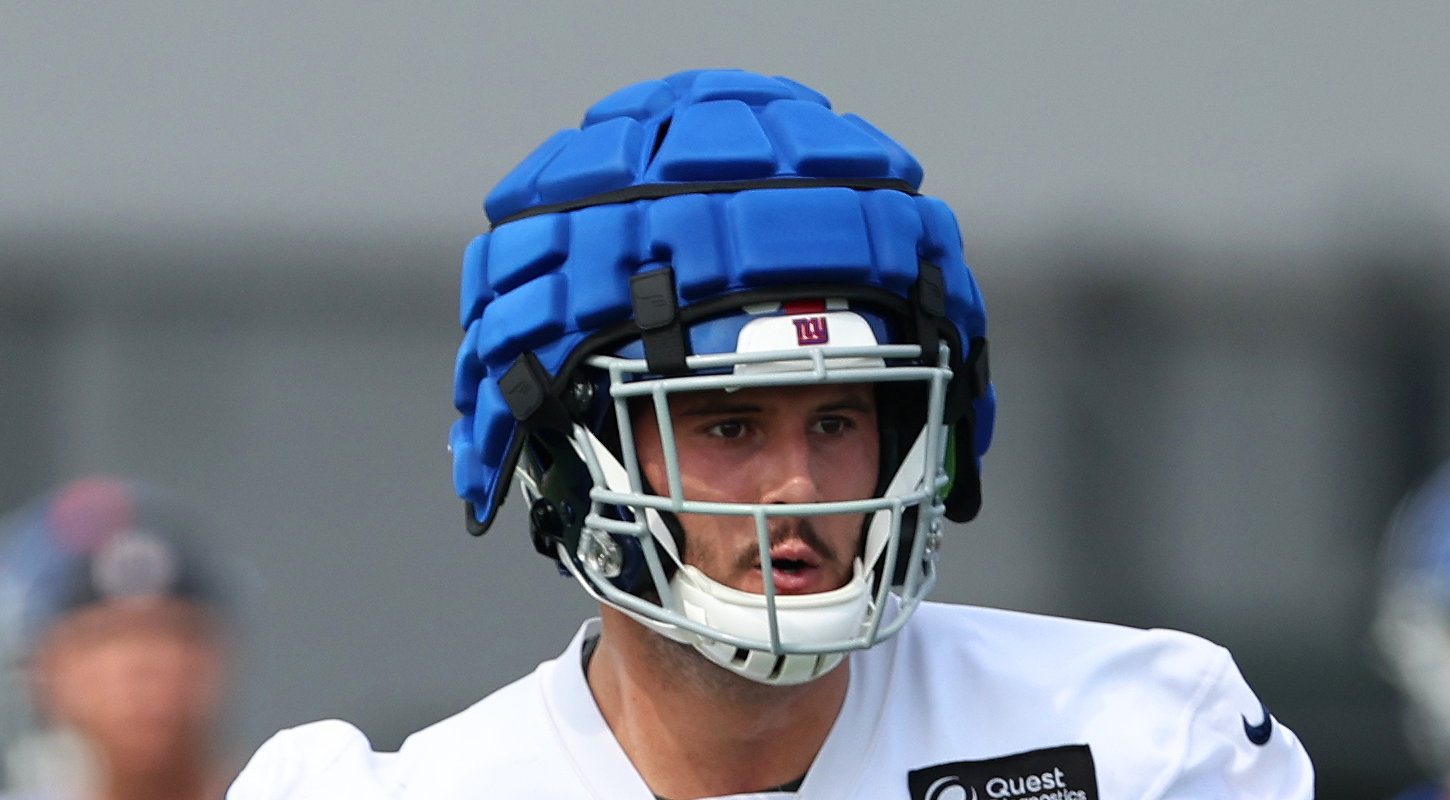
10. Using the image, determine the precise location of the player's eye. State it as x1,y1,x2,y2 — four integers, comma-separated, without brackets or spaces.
811,416,852,436
704,420,749,439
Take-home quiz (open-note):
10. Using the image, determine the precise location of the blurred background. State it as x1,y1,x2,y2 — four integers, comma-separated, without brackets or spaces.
2,2,1448,796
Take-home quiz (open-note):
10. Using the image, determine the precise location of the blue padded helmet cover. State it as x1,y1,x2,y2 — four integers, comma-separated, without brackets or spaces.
453,70,994,528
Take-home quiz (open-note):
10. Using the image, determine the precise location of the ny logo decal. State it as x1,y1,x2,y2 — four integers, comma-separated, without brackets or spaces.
792,316,829,346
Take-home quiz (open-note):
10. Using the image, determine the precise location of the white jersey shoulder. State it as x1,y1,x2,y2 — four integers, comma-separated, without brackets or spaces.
228,602,1313,800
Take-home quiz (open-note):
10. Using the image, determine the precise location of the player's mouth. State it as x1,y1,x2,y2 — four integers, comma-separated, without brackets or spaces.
757,540,828,594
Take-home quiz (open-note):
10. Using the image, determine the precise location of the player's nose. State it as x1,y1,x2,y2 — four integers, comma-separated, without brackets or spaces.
757,427,822,506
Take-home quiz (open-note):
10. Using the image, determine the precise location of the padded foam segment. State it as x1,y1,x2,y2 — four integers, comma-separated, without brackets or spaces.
450,417,483,496
487,214,569,294
727,188,874,284
914,197,979,328
685,70,796,105
583,79,676,127
842,114,924,190
760,100,890,178
453,320,484,413
566,204,639,328
536,116,644,203
471,380,513,467
770,75,831,108
647,195,728,300
476,273,569,367
485,129,575,223
459,234,491,328
974,385,997,457
859,190,923,295
648,100,776,182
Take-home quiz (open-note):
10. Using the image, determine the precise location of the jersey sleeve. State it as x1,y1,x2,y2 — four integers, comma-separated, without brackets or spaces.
1154,651,1314,799
227,719,400,800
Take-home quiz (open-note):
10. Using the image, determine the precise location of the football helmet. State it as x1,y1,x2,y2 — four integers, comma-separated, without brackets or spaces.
450,70,994,685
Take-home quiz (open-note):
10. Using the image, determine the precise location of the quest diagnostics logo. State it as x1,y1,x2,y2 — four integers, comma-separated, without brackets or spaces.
907,745,1099,800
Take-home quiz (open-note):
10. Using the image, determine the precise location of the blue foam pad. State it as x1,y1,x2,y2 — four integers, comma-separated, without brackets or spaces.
726,188,874,284
646,194,728,299
450,417,484,497
842,114,924,190
471,380,513,467
565,204,639,328
859,190,923,294
648,100,776,182
661,70,705,91
760,100,890,178
770,75,831,108
487,213,569,294
485,129,576,223
583,79,676,127
685,70,796,105
452,320,484,413
914,196,974,320
459,234,491,328
476,273,569,367
974,386,996,455
536,116,644,204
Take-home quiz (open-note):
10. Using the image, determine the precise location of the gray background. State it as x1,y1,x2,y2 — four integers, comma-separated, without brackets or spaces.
4,3,1450,796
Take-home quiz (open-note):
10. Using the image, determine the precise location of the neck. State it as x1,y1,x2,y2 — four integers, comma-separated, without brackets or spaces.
587,606,848,800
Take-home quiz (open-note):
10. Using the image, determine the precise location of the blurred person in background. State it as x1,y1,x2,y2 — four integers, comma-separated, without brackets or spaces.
0,477,237,800
1377,462,1450,800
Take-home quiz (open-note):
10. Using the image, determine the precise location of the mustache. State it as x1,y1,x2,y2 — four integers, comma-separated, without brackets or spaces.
732,517,841,572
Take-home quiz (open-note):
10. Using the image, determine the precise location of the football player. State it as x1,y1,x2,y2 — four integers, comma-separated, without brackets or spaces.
229,70,1313,799
1377,462,1450,800
0,477,235,800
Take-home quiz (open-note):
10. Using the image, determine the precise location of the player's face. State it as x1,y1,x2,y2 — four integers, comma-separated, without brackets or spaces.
632,383,879,596
35,599,226,774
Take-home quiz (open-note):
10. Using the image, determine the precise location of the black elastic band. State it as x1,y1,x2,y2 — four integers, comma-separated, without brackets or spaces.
499,352,571,430
491,177,918,228
630,268,691,375
910,261,947,364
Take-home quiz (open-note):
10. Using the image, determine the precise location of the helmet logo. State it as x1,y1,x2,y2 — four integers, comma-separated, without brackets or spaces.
792,316,830,346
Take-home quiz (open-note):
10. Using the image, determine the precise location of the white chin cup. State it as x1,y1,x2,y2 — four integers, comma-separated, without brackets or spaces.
670,559,872,686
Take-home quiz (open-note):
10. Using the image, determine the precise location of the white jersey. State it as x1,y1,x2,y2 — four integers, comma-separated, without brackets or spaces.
228,602,1313,799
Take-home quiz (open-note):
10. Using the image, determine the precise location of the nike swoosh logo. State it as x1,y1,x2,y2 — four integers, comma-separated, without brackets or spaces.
1242,701,1273,746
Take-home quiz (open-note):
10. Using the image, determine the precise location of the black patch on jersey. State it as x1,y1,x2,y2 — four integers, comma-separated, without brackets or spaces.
908,744,1098,800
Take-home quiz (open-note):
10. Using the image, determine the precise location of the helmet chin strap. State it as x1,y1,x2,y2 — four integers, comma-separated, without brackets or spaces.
567,420,936,686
